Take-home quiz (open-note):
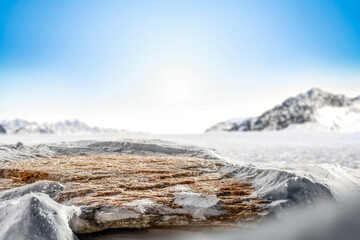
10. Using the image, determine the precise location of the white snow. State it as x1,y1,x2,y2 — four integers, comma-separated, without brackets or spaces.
313,104,360,132
206,88,360,133
284,103,360,133
0,119,121,135
0,182,80,240
221,163,360,210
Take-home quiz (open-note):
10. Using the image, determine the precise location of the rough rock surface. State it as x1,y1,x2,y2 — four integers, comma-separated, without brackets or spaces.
206,88,360,132
0,154,268,234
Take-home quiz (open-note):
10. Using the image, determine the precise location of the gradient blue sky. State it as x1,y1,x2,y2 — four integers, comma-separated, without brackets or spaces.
1,0,360,133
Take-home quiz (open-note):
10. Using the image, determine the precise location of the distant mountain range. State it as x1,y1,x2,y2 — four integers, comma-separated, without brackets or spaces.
206,88,360,132
0,119,120,134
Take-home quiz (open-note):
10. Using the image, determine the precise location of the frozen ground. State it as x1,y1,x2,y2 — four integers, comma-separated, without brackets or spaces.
1,131,359,168
1,132,360,204
1,131,360,239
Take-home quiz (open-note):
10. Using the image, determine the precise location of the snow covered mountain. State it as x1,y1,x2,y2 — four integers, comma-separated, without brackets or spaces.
206,88,360,132
205,118,250,132
0,119,120,134
0,124,6,134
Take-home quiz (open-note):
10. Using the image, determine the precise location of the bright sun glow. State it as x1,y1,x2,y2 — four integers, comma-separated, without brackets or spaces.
149,65,202,105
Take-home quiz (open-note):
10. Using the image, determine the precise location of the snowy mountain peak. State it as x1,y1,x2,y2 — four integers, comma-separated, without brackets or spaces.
207,88,360,132
0,119,120,134
305,88,327,97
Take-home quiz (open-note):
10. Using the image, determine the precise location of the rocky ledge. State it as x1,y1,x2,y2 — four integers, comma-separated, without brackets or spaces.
0,140,271,239
0,153,268,234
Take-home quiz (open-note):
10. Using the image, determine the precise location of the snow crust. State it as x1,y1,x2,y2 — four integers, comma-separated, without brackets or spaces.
221,163,360,210
0,139,220,163
0,181,80,240
1,134,360,238
0,180,65,200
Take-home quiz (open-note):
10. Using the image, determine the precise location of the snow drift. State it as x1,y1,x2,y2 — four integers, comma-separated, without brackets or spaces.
221,163,360,211
0,181,80,240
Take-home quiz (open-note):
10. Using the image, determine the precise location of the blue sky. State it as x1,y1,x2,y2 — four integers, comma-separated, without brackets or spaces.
0,0,360,133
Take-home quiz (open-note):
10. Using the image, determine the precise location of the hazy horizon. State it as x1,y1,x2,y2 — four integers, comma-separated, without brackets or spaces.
1,0,360,133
